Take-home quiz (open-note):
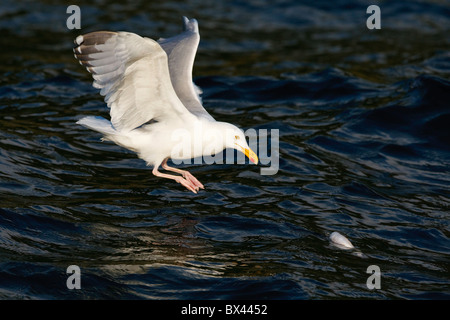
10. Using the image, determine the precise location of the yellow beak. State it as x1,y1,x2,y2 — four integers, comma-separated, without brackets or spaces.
237,144,258,164
245,147,258,165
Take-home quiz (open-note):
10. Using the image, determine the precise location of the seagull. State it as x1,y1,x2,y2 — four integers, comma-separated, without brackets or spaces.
73,17,258,193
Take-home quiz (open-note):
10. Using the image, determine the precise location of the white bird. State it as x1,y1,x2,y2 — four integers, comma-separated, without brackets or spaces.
73,17,258,193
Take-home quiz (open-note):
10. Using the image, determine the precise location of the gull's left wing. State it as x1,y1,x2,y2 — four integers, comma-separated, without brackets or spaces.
158,17,215,121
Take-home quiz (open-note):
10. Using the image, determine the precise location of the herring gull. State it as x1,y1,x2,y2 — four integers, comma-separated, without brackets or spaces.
73,17,258,193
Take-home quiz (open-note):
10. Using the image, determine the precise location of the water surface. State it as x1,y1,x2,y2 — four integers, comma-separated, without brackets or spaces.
0,0,449,299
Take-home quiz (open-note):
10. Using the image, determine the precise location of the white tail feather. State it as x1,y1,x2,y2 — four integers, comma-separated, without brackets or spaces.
77,116,116,136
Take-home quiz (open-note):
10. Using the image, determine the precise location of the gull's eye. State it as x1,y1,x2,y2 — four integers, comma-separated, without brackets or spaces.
235,135,240,140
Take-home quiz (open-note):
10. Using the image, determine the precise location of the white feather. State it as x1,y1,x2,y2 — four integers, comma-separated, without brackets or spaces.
330,232,354,250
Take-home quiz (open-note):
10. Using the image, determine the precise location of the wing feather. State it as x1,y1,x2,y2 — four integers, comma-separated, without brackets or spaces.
74,31,194,132
158,17,215,121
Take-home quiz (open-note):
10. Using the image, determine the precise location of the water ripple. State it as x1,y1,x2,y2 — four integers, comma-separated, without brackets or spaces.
0,0,449,300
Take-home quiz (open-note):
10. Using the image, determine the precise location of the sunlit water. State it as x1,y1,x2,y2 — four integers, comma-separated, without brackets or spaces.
0,0,449,299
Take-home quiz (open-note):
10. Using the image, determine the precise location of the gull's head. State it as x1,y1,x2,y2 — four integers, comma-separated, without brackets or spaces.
221,123,258,165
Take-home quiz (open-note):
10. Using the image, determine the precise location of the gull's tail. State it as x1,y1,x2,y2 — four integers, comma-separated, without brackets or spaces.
77,116,116,136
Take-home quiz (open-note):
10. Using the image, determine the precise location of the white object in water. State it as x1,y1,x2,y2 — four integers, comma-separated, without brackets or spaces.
330,232,355,250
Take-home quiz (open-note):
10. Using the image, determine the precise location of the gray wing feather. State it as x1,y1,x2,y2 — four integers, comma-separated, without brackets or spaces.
158,17,215,121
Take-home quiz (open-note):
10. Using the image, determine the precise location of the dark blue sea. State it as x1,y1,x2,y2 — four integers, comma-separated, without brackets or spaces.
0,0,449,300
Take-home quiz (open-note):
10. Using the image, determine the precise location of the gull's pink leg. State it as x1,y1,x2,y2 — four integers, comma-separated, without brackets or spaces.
152,166,198,194
161,159,204,190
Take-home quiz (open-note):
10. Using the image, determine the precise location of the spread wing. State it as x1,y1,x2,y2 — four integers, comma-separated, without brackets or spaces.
158,17,215,121
73,31,195,132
